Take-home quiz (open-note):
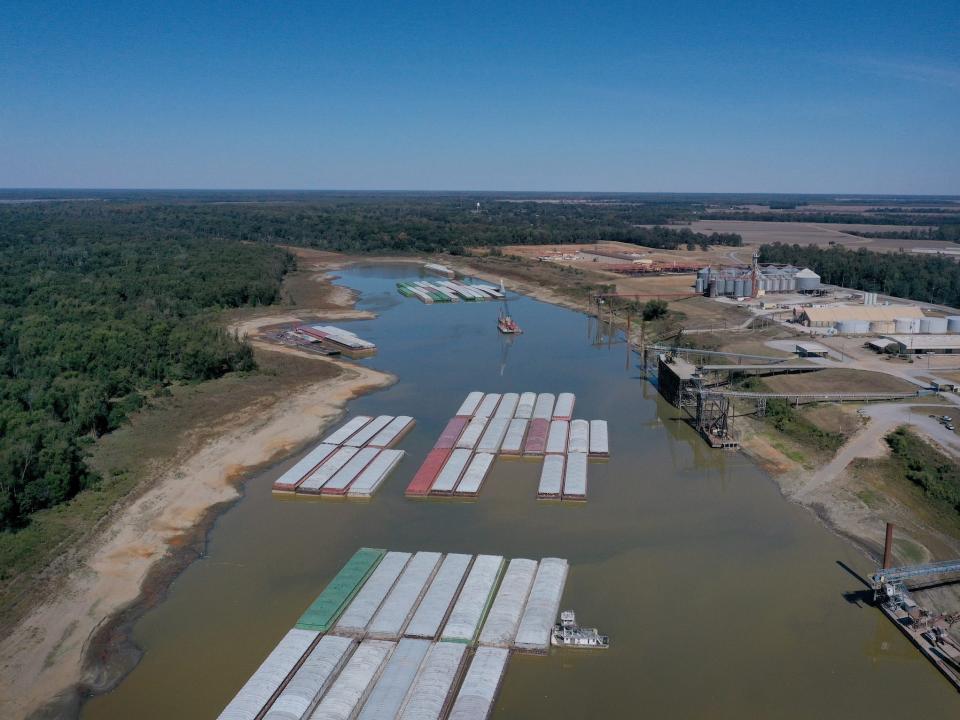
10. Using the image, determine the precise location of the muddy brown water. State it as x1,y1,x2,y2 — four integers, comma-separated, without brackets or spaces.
82,265,959,719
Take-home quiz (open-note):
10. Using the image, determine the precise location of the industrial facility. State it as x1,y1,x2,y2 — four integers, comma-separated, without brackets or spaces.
696,263,821,297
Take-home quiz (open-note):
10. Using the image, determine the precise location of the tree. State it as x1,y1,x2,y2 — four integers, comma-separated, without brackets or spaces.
642,299,668,321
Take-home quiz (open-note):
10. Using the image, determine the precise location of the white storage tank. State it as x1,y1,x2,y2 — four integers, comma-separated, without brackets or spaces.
795,268,820,291
869,321,895,334
927,317,948,334
695,277,704,294
919,318,932,333
947,316,960,333
742,279,753,297
894,317,919,334
836,320,869,334
734,279,745,297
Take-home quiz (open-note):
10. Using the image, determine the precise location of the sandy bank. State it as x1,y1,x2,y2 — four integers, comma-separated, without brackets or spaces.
0,268,393,719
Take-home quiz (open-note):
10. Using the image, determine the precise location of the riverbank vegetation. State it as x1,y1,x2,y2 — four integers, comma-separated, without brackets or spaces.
886,427,960,517
760,243,960,306
0,206,293,531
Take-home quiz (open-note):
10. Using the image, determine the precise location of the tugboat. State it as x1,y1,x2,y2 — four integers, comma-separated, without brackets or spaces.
497,280,523,334
551,611,609,649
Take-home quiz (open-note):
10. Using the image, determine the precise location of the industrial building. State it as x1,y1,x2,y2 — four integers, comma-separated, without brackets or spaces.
880,335,960,354
696,264,820,297
796,305,926,332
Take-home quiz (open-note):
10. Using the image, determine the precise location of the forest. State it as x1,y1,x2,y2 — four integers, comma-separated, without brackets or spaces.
0,204,293,530
759,243,960,306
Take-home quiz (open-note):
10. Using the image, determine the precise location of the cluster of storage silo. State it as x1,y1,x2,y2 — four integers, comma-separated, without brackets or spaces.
696,265,818,297
836,320,871,334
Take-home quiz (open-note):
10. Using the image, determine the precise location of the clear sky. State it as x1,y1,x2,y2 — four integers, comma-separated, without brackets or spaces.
1,1,958,193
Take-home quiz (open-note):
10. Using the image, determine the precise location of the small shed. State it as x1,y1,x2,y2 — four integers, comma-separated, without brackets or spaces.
795,342,829,358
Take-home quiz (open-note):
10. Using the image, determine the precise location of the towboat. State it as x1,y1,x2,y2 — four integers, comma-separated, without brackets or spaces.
551,610,609,649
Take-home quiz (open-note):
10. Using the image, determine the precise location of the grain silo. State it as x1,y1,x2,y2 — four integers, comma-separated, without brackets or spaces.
795,269,820,292
947,316,960,333
927,317,948,334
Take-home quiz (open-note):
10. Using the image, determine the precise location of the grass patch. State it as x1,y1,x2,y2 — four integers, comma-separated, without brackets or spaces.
764,398,846,456
855,488,885,510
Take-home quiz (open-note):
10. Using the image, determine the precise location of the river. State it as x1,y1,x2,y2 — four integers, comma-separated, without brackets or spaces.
82,264,959,718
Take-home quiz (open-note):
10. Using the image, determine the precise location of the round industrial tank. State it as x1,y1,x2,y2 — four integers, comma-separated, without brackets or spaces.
919,318,932,333
695,277,704,294
947,316,960,333
894,317,919,334
776,276,786,292
742,279,753,297
795,268,821,291
785,276,796,292
836,320,869,334
927,317,948,333
709,279,718,298
734,279,745,297
698,267,711,281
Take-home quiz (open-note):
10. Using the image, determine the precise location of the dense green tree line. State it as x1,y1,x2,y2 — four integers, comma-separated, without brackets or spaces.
759,243,960,306
0,204,293,530
703,210,960,227
887,427,960,516
846,225,960,243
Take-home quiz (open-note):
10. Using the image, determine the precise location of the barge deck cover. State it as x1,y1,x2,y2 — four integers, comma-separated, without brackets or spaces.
562,452,588,499
537,455,564,498
298,447,360,494
514,558,569,653
344,415,395,448
405,449,451,496
515,392,537,420
397,642,467,720
321,447,381,495
475,417,510,453
552,392,576,420
347,449,405,498
322,416,373,446
405,554,473,639
478,558,538,648
567,419,589,454
447,646,510,720
356,638,431,720
493,393,519,418
441,555,505,644
473,393,502,418
216,628,319,720
434,417,469,450
455,392,484,417
367,552,442,640
499,419,528,455
523,419,549,456
454,417,488,450
308,640,394,720
273,443,338,491
454,453,494,496
334,552,411,637
368,415,414,448
545,420,570,455
589,420,609,456
296,548,386,632
430,449,473,494
531,393,556,421
262,634,354,720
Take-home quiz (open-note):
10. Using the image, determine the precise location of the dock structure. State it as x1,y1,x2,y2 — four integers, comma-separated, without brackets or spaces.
562,453,588,500
334,552,411,638
537,455,564,499
368,552,443,641
442,555,505,644
298,325,376,355
515,558,569,654
553,392,576,420
397,642,467,720
447,647,510,720
273,444,339,492
357,638,432,720
588,420,608,457
478,559,538,648
261,634,354,720
309,640,395,720
405,449,451,496
297,548,386,633
499,419,528,456
430,449,473,495
216,628,319,720
220,549,577,720
454,453,495,496
473,393,502,419
455,392,484,417
405,554,473,639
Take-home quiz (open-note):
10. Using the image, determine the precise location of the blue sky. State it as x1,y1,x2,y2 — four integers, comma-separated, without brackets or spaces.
1,1,958,193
